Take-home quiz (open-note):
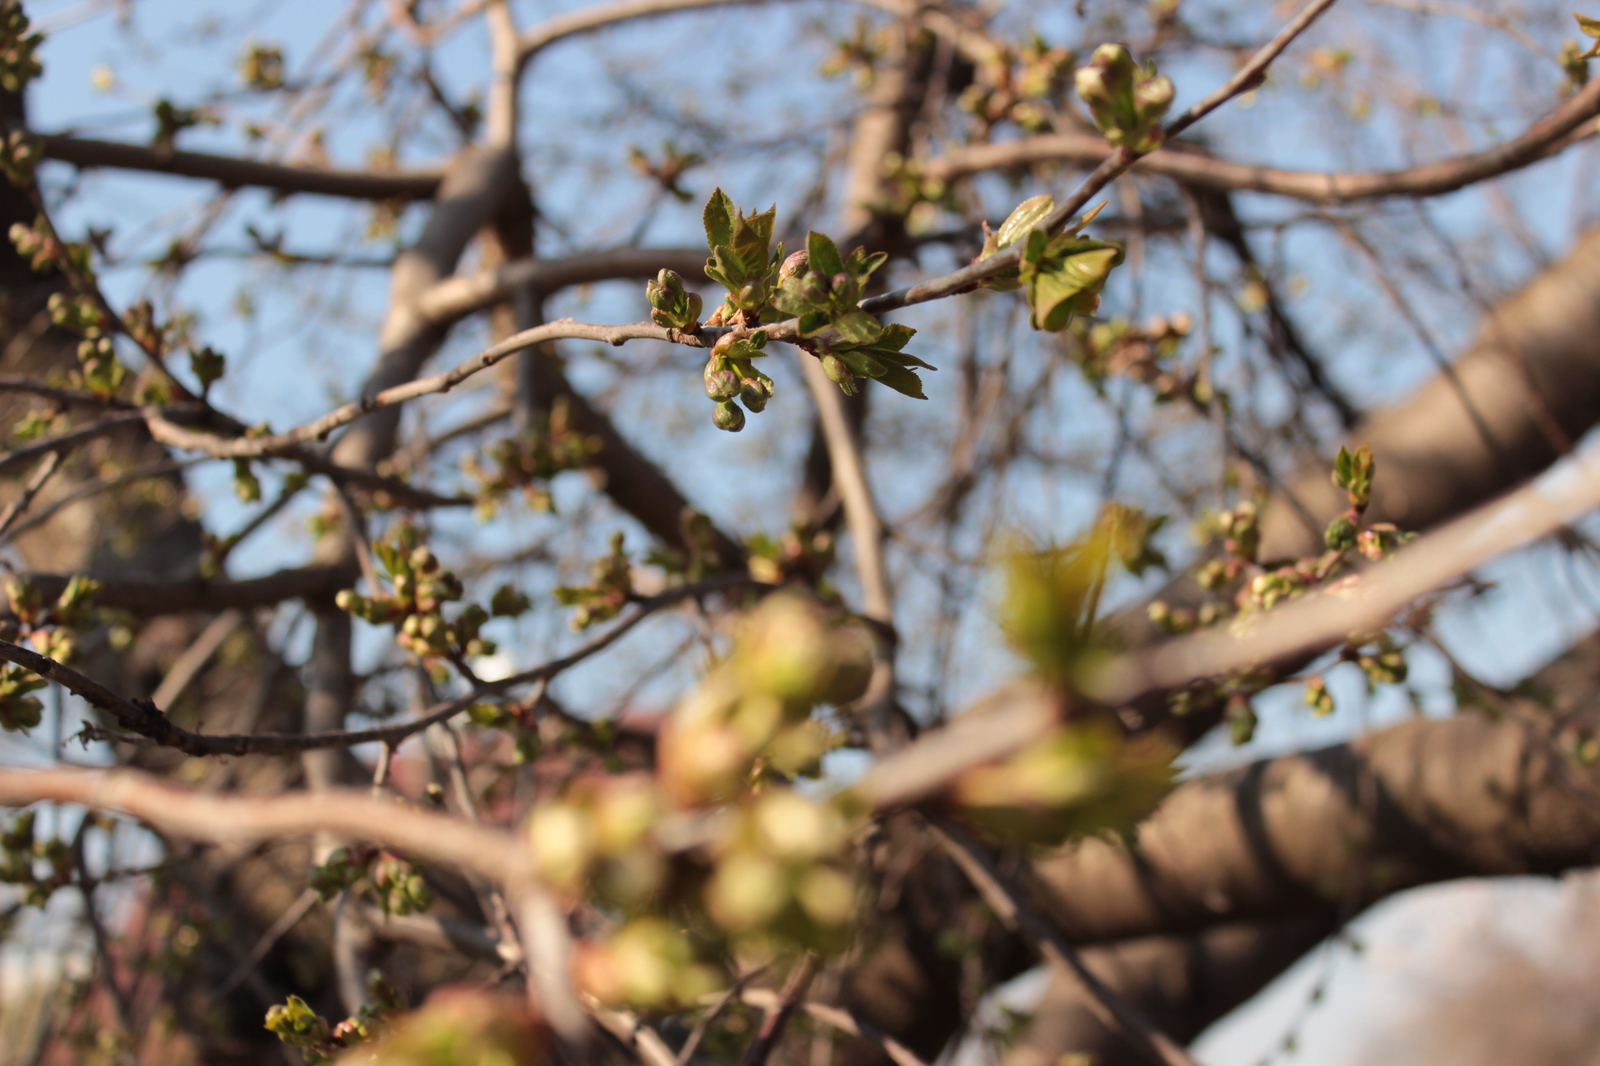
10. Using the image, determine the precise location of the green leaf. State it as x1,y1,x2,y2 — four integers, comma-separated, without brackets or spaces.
846,247,889,280
1578,12,1600,36
1023,228,1049,266
798,311,831,336
807,230,845,278
835,349,886,378
997,194,1054,247
873,361,926,399
731,214,770,277
832,310,882,345
871,323,916,352
872,347,937,370
704,188,735,251
709,246,747,289
1030,269,1083,332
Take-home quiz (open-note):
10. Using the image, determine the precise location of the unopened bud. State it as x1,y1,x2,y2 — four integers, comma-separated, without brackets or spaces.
704,365,741,401
779,249,810,280
712,400,746,432
740,381,769,412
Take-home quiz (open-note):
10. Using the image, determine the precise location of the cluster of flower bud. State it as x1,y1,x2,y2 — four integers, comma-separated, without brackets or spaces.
957,33,1076,134
702,330,775,432
464,399,600,515
658,594,870,807
0,2,42,95
1355,637,1408,687
0,129,38,187
309,845,432,915
701,790,858,949
553,530,633,629
646,268,703,330
10,216,92,278
265,972,409,1065
1074,43,1175,153
0,810,73,906
1303,675,1335,717
746,524,835,586
1076,313,1195,398
337,525,522,662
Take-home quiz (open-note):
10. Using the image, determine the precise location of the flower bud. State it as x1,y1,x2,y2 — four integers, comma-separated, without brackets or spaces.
704,364,741,401
779,249,810,280
821,354,857,395
712,400,746,432
740,381,769,412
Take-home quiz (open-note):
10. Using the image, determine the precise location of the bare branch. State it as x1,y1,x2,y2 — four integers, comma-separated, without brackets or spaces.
1087,444,1600,706
143,318,706,461
738,990,934,1066
8,563,353,617
923,77,1600,205
65,575,773,756
0,766,531,884
38,134,443,201
416,247,708,329
930,819,1202,1066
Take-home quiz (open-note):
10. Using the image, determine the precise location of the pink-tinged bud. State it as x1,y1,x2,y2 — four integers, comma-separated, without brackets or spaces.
779,249,810,280
712,400,746,432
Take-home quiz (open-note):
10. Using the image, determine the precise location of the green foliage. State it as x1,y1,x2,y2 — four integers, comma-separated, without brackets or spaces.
1578,12,1600,59
335,524,503,662
1018,228,1124,332
1332,443,1375,508
0,811,74,906
680,190,929,412
950,722,1176,845
552,530,632,629
0,2,42,94
239,42,285,90
646,267,703,329
463,398,600,516
266,972,409,1064
1002,503,1166,683
702,187,780,317
975,195,1125,333
1074,43,1174,152
189,346,226,395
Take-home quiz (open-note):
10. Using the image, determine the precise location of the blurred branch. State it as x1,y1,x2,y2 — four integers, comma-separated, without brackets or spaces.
416,246,708,328
6,563,353,616
1088,444,1600,706
739,989,934,1066
930,818,1202,1066
0,766,529,883
66,574,774,756
924,77,1600,203
38,134,443,200
143,317,704,459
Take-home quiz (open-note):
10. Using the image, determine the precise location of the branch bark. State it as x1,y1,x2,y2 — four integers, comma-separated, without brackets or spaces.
922,77,1600,204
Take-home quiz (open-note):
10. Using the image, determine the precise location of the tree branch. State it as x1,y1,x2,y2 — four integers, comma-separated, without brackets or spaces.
922,77,1600,204
38,134,443,200
0,766,530,884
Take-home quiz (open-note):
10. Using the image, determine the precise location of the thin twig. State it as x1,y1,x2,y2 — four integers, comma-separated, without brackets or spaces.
741,953,819,1066
0,451,62,540
66,574,773,756
216,888,319,998
680,967,769,1066
738,989,932,1066
929,818,1201,1066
